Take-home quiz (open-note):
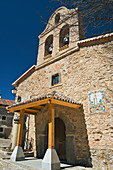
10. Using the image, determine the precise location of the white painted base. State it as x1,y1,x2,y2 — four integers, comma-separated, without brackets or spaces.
11,123,19,150
10,146,25,161
42,149,60,170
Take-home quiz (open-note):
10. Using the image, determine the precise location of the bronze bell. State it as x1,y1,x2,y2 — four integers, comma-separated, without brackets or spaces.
63,34,69,45
48,43,53,54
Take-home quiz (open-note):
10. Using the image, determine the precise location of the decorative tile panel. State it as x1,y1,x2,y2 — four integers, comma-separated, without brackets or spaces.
88,90,105,114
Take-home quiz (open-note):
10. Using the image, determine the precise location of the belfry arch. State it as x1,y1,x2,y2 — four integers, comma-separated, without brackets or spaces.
59,24,69,48
45,35,53,57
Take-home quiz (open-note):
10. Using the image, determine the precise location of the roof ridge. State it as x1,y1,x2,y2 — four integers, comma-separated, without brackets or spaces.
7,91,81,109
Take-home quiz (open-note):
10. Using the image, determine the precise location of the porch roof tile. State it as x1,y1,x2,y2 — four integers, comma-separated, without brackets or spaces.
7,91,81,109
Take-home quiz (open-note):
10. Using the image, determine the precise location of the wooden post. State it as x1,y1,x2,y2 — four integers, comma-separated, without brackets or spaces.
42,102,60,170
16,109,24,146
48,103,55,149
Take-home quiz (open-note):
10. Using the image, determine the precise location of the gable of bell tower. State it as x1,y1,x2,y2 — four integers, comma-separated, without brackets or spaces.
37,6,84,66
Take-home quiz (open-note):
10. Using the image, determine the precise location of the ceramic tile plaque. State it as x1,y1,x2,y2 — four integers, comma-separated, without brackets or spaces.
88,90,105,114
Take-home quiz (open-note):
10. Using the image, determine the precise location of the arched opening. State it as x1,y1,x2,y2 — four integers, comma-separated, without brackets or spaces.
38,118,66,161
55,13,60,24
55,118,66,161
45,35,53,57
59,24,69,48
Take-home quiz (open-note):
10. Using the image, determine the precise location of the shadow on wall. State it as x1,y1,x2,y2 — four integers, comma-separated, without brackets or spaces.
37,104,92,167
65,105,92,167
56,105,92,167
38,123,48,158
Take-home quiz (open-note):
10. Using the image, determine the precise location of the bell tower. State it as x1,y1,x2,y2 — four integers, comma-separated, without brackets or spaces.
37,6,84,66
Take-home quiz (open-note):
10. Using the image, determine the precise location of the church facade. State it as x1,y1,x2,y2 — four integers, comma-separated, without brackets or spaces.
10,7,113,169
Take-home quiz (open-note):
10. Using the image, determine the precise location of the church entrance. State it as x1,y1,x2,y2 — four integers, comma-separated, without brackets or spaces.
55,118,66,161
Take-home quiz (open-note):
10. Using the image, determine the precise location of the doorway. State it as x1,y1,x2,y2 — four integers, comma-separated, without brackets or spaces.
55,118,66,161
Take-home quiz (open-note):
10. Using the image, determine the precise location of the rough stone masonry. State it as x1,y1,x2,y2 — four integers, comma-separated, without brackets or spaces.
12,7,113,169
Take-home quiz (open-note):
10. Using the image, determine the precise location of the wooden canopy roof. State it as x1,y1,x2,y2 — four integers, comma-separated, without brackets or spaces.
7,91,82,115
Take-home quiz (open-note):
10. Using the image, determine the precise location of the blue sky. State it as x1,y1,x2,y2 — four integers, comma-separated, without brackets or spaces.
0,0,54,100
0,1,112,100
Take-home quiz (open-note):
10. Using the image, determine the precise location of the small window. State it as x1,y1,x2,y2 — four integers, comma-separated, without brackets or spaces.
55,13,60,24
52,73,59,86
0,127,3,132
2,116,6,120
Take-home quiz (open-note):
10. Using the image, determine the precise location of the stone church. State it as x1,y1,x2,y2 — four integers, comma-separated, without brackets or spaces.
7,6,113,169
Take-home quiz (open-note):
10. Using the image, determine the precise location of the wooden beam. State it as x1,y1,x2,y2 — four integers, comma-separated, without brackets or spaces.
24,109,38,113
16,110,24,146
24,112,36,116
48,103,55,149
51,99,82,109
15,111,36,116
7,98,49,113
29,106,43,110
7,98,82,114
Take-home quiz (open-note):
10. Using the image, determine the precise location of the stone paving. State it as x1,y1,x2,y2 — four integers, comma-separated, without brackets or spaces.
0,138,108,170
0,158,94,170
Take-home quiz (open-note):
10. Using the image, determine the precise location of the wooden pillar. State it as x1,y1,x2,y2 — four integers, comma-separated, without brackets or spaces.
42,103,60,170
48,103,55,149
16,109,24,146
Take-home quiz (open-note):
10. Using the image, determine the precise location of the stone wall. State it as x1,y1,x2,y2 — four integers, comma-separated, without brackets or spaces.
28,114,36,155
16,39,113,168
37,7,80,66
0,107,14,139
35,104,91,167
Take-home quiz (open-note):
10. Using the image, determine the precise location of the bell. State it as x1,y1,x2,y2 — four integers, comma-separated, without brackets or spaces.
63,34,69,45
48,43,53,54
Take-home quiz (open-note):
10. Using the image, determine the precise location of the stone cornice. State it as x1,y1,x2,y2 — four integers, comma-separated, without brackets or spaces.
37,32,113,70
36,46,79,70
12,32,113,87
78,33,113,47
12,65,36,87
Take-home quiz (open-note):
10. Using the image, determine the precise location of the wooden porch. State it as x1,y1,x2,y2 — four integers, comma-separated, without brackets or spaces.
7,91,82,169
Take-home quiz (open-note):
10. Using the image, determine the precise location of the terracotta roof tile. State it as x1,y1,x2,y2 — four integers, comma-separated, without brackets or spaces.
78,32,113,47
7,91,81,109
0,99,15,106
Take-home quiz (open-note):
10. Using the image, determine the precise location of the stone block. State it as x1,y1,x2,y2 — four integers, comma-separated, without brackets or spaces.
42,149,60,170
10,146,25,161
